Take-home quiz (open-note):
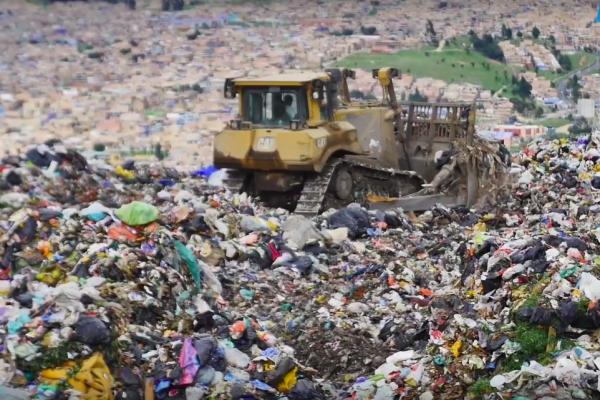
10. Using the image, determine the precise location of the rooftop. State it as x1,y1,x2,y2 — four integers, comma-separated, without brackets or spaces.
233,72,329,86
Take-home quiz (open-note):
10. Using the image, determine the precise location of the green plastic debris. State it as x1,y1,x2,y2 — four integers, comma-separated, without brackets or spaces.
175,240,202,291
473,232,489,247
559,267,577,278
115,201,159,226
239,288,254,301
433,355,446,366
368,373,385,382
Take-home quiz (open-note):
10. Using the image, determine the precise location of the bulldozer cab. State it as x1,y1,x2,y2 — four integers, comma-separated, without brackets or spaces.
224,73,335,129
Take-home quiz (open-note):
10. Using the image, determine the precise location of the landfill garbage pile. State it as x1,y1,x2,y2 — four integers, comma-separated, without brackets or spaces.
2,134,600,399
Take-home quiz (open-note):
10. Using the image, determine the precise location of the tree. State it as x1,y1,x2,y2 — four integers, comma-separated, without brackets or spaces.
532,26,540,39
501,24,512,40
154,143,165,160
409,89,428,102
534,107,544,118
360,26,377,35
569,75,582,101
569,117,591,135
558,54,572,71
516,31,523,38
425,19,438,46
510,97,535,114
470,32,504,61
93,142,106,152
518,77,532,98
426,20,436,36
548,35,556,44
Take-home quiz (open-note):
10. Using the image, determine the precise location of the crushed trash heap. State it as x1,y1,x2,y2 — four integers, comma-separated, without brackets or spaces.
1,133,600,399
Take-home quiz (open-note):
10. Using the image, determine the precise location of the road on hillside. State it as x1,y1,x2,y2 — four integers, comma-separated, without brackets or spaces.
557,51,600,102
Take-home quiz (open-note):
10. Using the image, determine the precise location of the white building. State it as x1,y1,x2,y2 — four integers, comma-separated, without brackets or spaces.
577,99,596,119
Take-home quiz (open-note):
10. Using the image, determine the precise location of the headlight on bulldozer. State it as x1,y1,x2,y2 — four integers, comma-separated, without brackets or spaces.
316,137,327,149
290,120,301,130
229,119,242,129
255,136,275,152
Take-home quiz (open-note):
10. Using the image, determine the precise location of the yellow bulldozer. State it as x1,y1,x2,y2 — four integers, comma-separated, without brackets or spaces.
213,68,511,215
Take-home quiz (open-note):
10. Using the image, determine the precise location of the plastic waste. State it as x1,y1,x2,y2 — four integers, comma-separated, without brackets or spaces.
69,353,114,399
115,201,159,226
0,386,30,400
80,202,112,221
282,215,323,249
175,240,202,292
327,206,370,239
224,346,250,369
74,316,111,346
577,272,600,301
240,215,270,233
179,338,200,385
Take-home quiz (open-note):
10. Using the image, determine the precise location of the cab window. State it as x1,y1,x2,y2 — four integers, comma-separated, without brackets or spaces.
243,87,307,127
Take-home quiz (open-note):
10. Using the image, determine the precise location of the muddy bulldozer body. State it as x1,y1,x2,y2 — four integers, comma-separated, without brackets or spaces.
213,68,510,215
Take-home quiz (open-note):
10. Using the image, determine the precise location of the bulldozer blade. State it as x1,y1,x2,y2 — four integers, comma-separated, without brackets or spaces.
368,193,463,212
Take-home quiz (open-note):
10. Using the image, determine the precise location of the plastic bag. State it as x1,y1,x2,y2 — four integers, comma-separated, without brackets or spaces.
327,207,370,239
240,215,270,233
69,353,114,399
107,224,139,242
275,366,298,393
282,215,323,249
194,335,217,366
74,316,111,346
179,338,200,385
0,385,31,400
175,240,202,292
577,272,600,301
80,202,112,221
224,346,250,369
191,165,218,178
115,201,159,226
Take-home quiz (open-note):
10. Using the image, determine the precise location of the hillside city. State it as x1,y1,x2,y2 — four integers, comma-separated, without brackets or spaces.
0,0,598,164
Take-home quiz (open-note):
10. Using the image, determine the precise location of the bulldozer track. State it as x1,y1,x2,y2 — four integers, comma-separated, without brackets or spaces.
295,159,343,217
295,157,422,217
222,169,247,194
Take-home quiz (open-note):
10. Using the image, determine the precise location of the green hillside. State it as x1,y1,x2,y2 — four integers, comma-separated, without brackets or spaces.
336,45,523,98
538,52,597,82
336,42,596,101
